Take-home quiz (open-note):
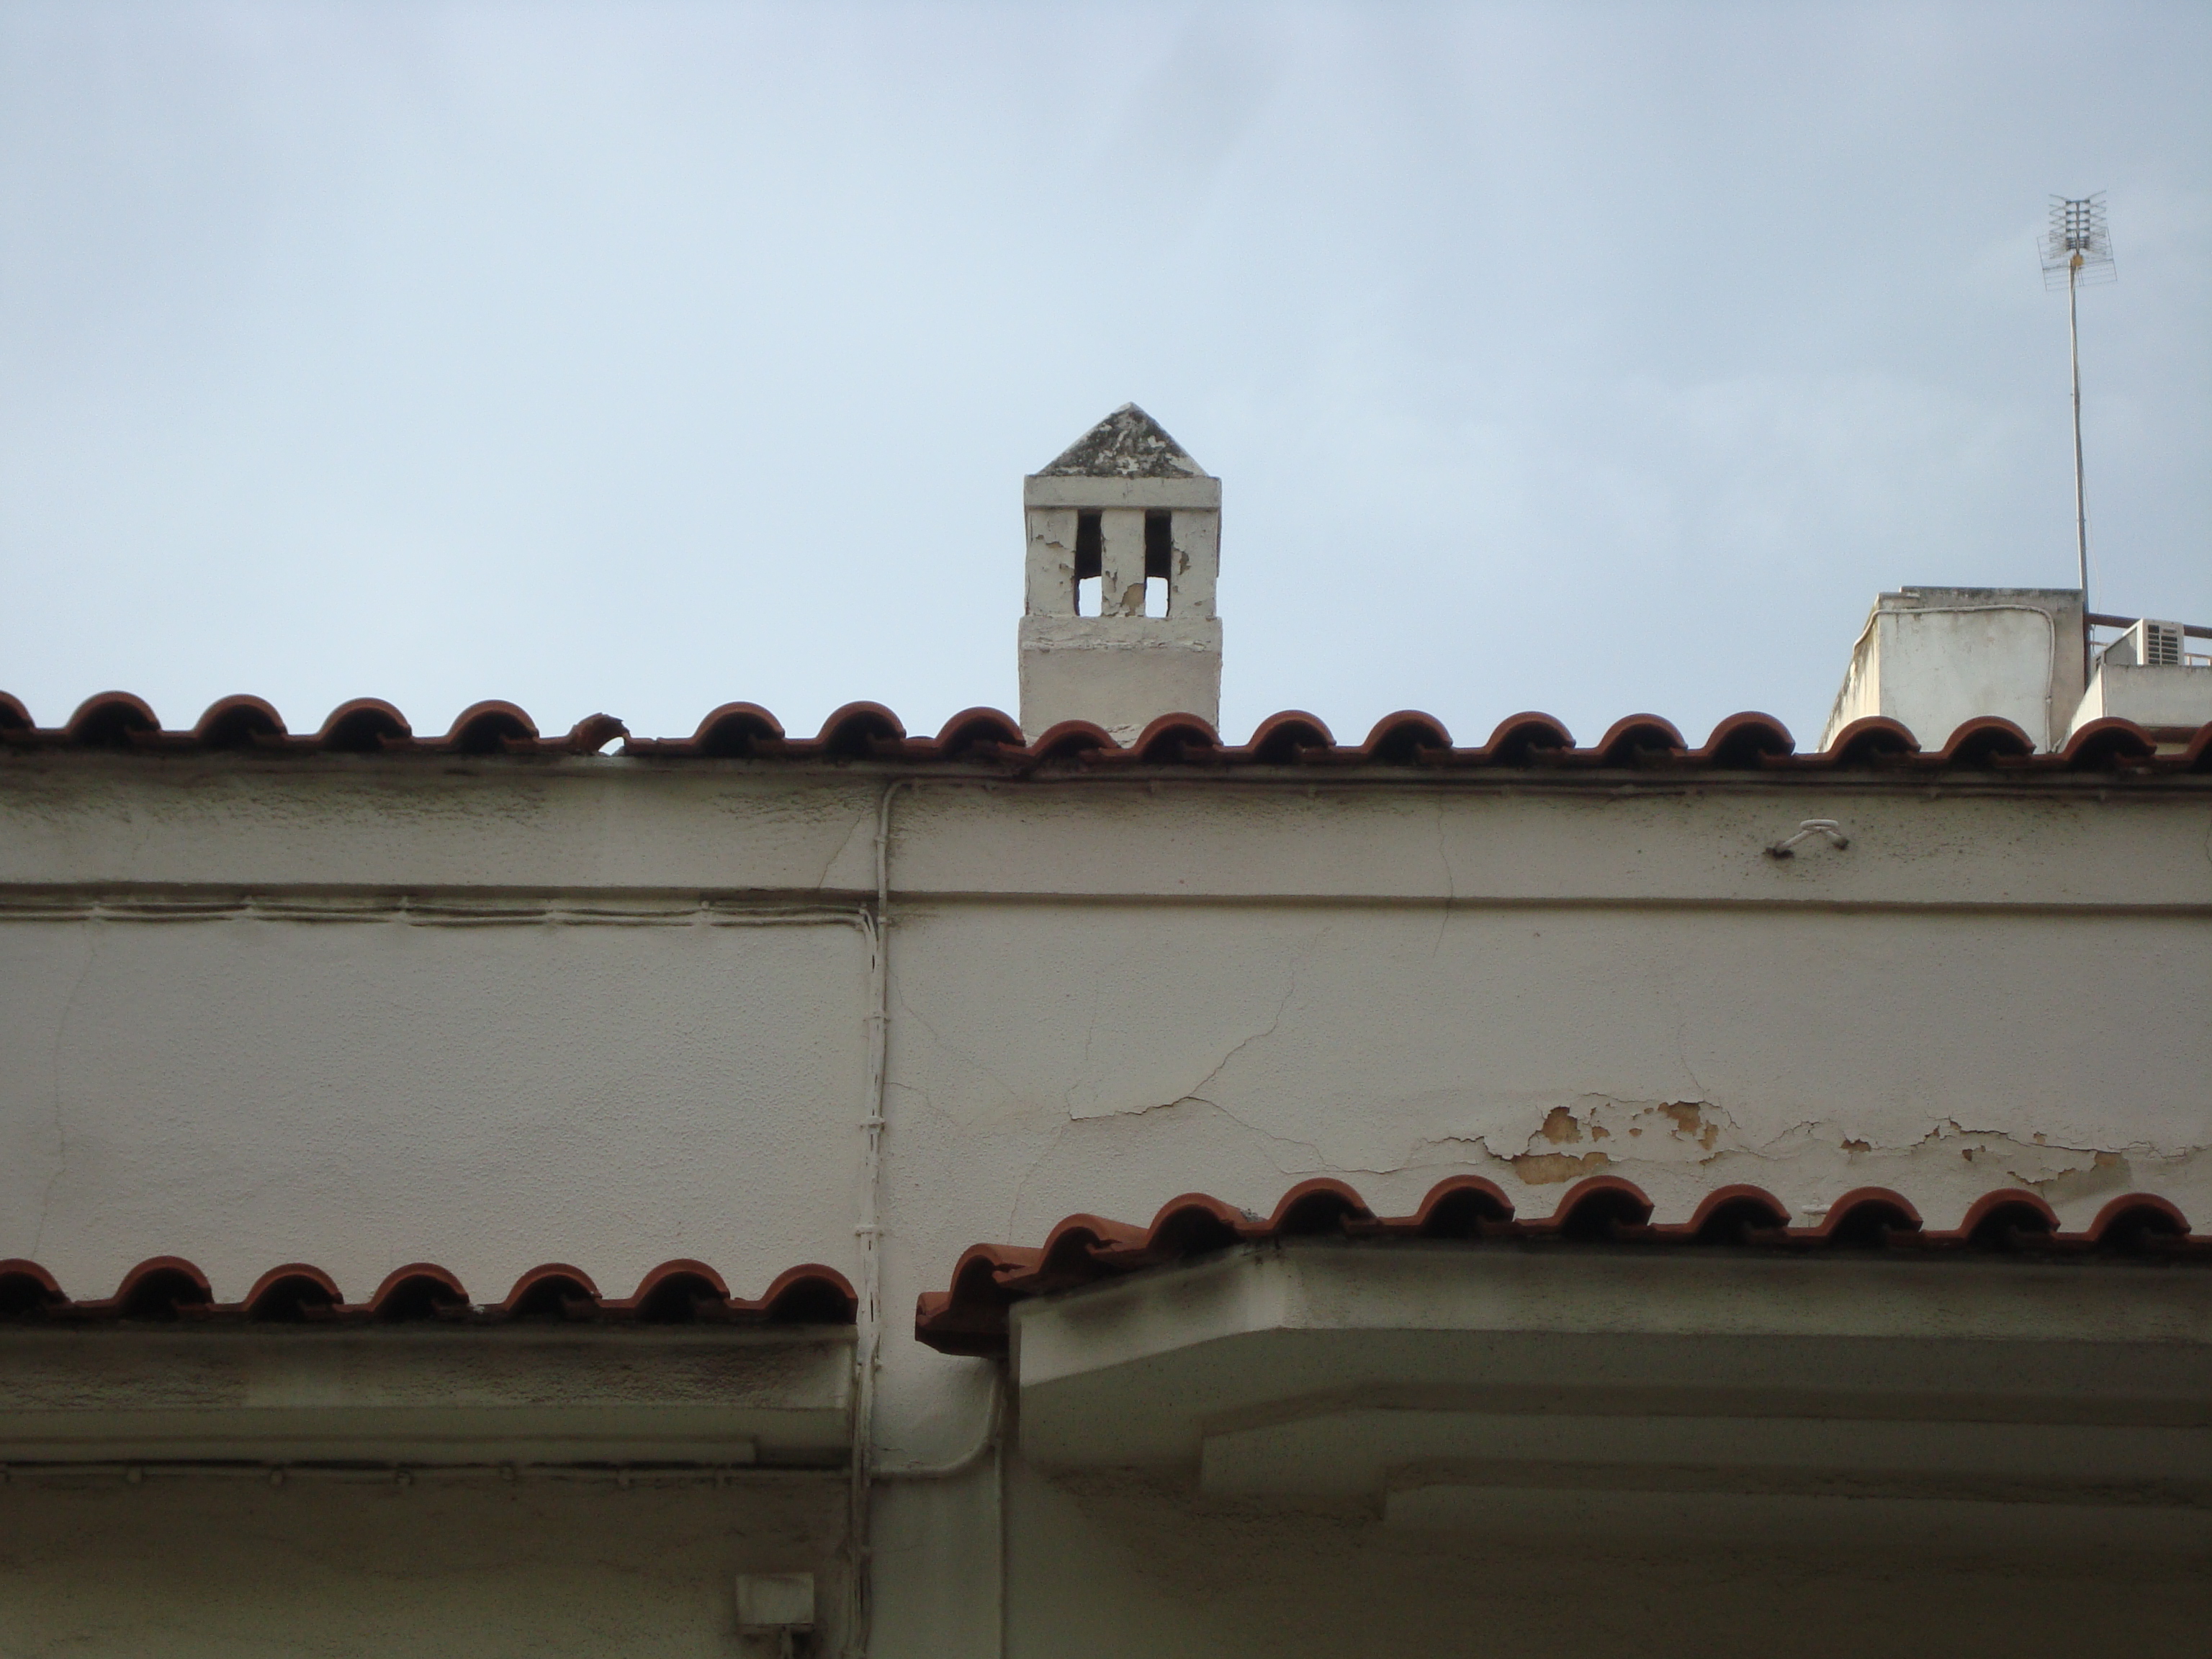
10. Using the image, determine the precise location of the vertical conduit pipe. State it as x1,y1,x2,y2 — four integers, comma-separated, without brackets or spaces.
848,777,914,1658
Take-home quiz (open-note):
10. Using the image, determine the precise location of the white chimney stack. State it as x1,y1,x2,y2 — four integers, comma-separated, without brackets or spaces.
1017,404,1222,744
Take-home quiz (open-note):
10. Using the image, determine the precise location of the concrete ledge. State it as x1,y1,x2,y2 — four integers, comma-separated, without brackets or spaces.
1022,477,1221,510
1012,1241,2212,1519
0,1326,854,1466
1382,1482,2212,1556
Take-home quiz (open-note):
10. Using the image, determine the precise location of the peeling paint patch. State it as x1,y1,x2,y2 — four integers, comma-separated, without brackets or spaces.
1503,1150,1612,1184
2023,1148,2135,1206
1520,1097,1737,1168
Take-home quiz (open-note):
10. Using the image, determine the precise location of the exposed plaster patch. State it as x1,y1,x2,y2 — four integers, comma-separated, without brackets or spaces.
2032,1150,2134,1206
1888,1117,2192,1193
1010,1087,2211,1226
1501,1101,2205,1190
1520,1097,1733,1167
1502,1150,1613,1184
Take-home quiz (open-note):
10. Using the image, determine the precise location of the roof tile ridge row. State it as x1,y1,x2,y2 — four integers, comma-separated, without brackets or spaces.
0,1255,856,1326
6,693,2208,774
912,1176,2206,1356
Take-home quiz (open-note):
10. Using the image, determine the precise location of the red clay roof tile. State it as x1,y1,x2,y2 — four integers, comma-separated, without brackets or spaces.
0,1256,856,1328
2,694,2206,776
914,1177,2209,1357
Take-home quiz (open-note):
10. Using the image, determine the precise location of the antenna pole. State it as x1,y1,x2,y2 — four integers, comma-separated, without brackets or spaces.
2068,250,2088,678
2043,194,2113,685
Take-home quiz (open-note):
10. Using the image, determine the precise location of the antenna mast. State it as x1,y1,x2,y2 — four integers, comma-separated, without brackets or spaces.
2040,194,2115,678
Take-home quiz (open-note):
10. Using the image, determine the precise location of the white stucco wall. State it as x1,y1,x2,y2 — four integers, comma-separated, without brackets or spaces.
1001,1462,2209,1659
2072,661,2212,734
4,751,2208,1655
0,1475,848,1659
1820,588,2087,751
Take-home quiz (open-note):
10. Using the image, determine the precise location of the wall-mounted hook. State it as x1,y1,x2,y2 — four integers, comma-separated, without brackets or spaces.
1767,819,1850,858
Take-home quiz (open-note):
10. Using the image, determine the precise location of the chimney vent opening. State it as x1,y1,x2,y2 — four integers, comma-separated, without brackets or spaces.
1074,511,1103,616
1143,511,1173,616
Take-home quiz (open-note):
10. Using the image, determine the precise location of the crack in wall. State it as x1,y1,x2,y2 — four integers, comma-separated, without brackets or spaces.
1173,961,1305,1114
810,804,875,893
894,992,1025,1116
1058,930,1322,1125
1178,1094,1329,1177
1006,1117,1074,1240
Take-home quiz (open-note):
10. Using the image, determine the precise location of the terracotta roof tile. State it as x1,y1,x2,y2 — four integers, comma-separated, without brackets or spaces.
914,1177,2209,1357
1928,716,2038,765
4,695,2207,777
64,691,160,747
2058,716,2163,770
1694,711,1796,768
0,1256,855,1327
1807,716,1920,768
315,697,413,751
1588,714,1686,768
189,694,287,749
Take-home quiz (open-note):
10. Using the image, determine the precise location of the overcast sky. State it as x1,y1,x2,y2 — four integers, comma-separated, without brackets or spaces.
2,1,2206,748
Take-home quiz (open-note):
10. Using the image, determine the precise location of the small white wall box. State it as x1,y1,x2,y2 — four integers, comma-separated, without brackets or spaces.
737,1573,815,1634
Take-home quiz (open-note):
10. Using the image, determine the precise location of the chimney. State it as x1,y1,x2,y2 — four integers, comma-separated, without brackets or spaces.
1018,405,1223,744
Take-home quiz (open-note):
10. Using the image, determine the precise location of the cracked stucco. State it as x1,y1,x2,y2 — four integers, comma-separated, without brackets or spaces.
882,898,2211,1244
5,765,2208,1493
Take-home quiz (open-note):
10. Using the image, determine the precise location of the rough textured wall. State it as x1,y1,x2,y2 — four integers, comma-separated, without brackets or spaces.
1004,1465,2212,1659
0,914,868,1303
0,1475,846,1659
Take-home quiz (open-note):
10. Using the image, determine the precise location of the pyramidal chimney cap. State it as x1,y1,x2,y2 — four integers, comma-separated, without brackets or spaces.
1036,403,1210,480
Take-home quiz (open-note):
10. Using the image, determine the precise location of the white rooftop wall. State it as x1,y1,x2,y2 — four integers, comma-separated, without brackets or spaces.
1820,588,2087,751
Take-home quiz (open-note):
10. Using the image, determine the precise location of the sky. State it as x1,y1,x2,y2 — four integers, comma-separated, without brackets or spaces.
2,1,2207,749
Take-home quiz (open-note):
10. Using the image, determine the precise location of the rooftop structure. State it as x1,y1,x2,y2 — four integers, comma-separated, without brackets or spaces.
1822,585,2212,755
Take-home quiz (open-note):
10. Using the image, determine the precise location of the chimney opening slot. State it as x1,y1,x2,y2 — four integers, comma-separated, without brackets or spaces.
1074,512,1103,616
1143,512,1173,579
1143,511,1173,616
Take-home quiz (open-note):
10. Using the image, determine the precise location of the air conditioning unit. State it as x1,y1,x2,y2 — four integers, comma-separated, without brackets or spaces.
2104,618,2187,669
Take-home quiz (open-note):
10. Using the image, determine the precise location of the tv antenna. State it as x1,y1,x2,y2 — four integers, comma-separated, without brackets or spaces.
2040,193,2115,674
